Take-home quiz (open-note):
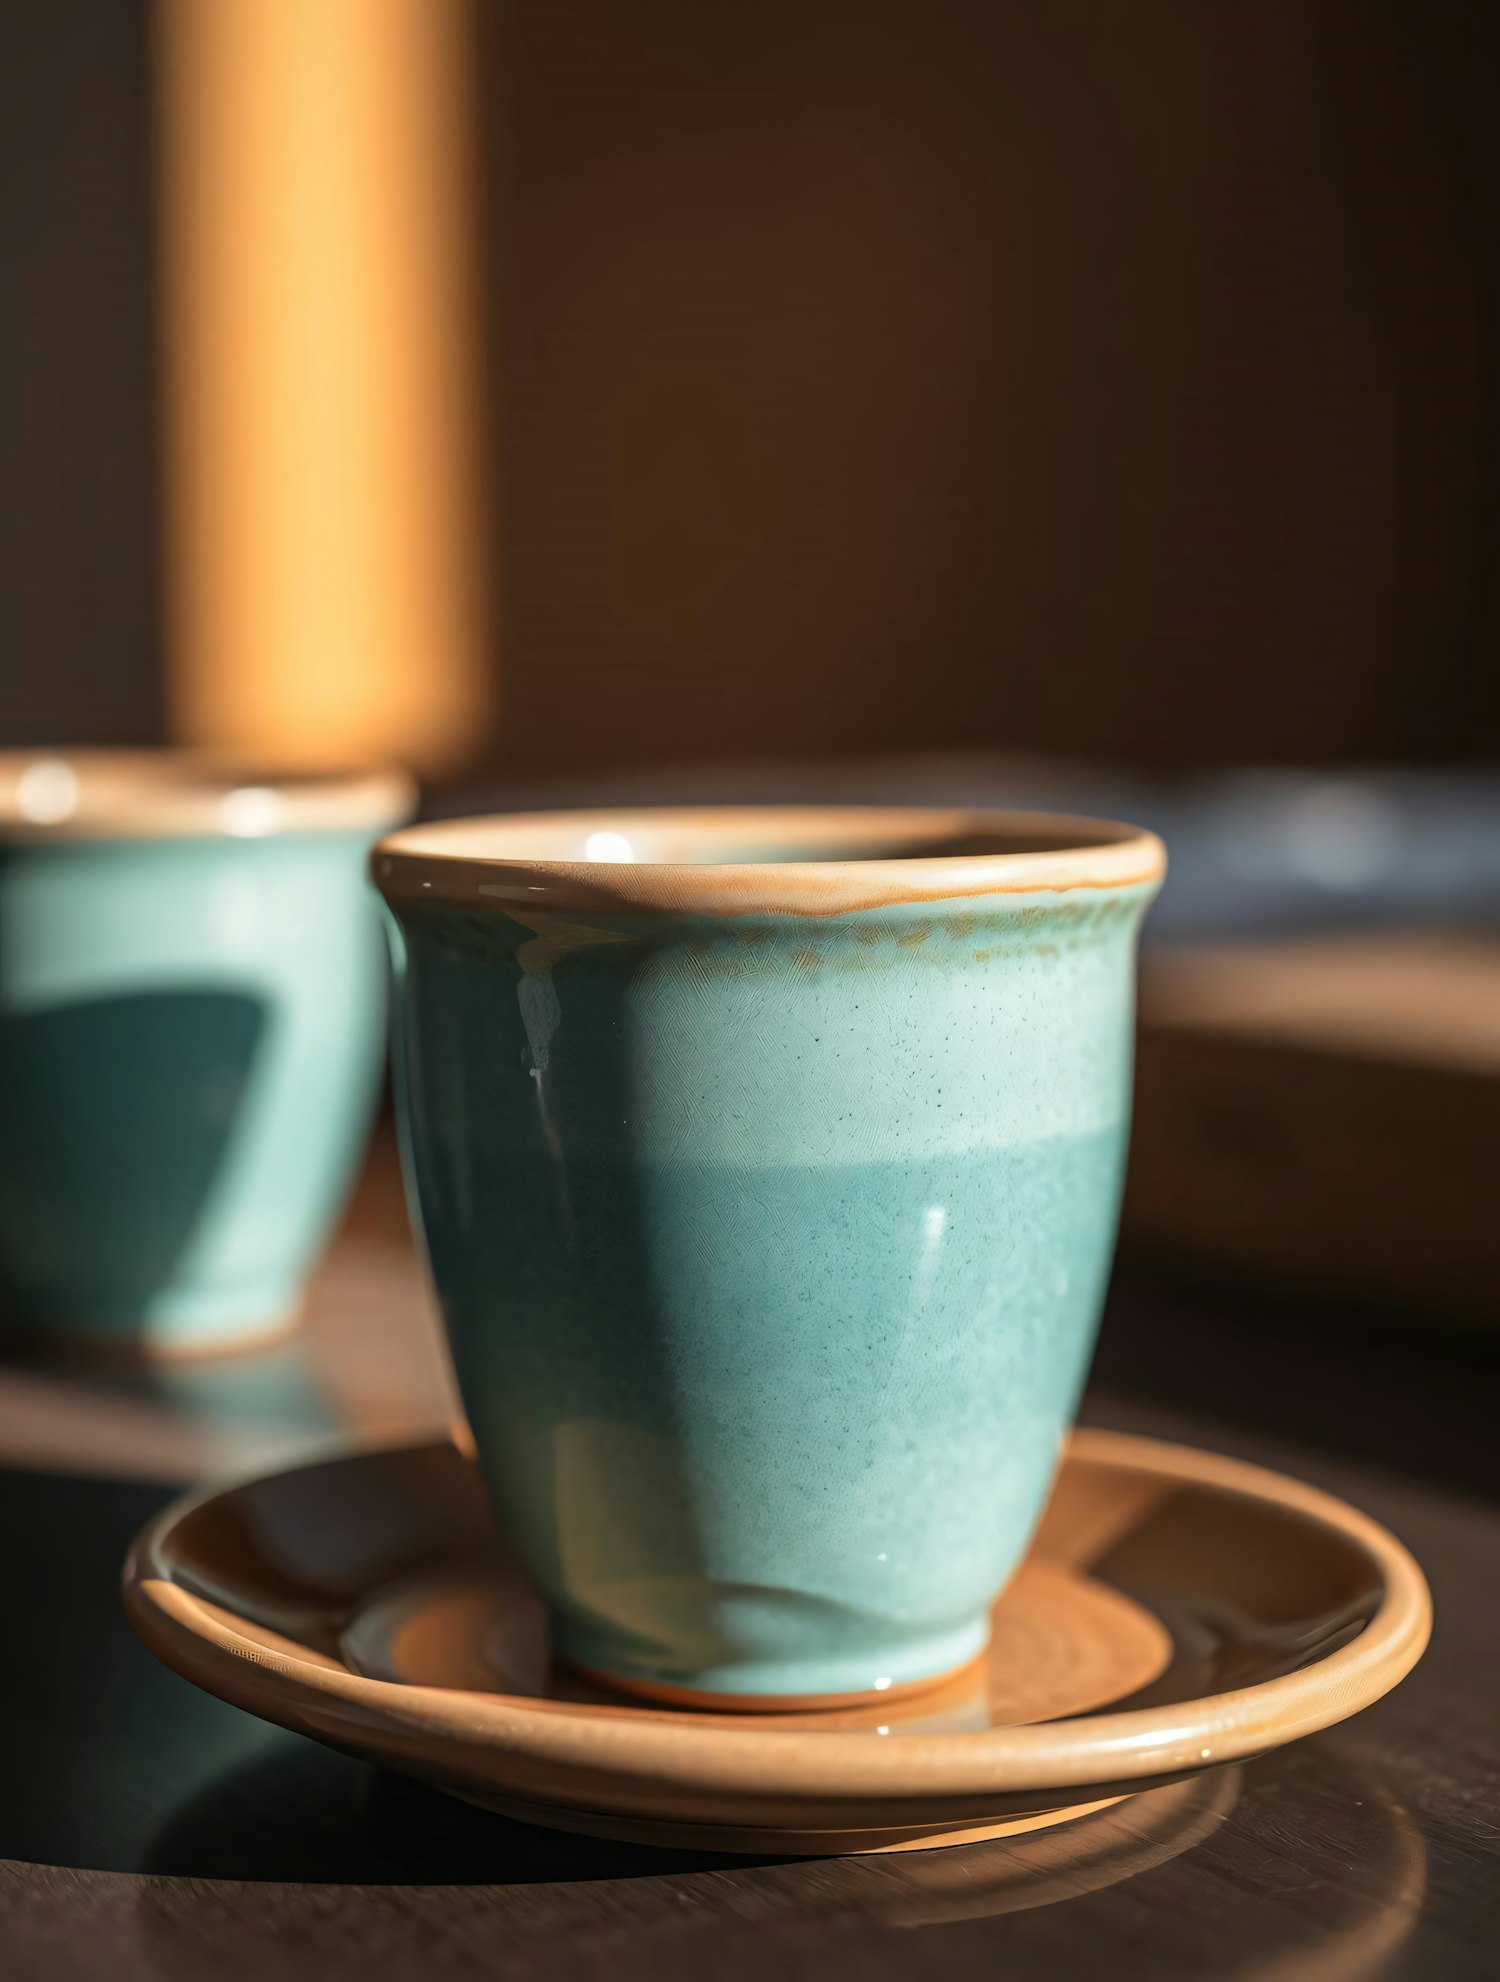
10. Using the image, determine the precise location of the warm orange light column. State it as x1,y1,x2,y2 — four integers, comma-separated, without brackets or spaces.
154,0,489,773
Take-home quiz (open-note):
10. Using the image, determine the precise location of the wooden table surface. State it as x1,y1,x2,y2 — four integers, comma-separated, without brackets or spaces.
0,1152,1496,1982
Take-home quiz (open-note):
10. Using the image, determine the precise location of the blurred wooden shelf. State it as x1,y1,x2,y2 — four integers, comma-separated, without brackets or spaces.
1126,933,1500,1319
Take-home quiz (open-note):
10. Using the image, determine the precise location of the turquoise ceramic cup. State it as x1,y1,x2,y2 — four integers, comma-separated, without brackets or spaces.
376,808,1164,1705
0,753,413,1355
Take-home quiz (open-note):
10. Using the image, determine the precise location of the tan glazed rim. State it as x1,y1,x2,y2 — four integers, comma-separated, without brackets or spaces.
373,806,1167,917
0,750,415,842
123,1429,1429,1814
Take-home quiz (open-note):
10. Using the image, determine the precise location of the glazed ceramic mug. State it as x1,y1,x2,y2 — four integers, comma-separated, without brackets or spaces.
0,752,413,1354
376,808,1165,1705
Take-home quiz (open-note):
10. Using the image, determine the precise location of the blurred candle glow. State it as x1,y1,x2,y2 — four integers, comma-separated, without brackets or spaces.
154,0,489,773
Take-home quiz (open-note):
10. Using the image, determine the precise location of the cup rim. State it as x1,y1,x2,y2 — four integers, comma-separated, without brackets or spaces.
373,805,1166,917
0,750,416,842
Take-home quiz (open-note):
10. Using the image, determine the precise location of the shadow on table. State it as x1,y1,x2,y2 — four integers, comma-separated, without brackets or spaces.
145,1744,762,1885
142,1745,1238,1895
0,1464,267,1875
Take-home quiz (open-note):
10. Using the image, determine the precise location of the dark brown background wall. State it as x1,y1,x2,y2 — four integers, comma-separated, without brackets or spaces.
1,0,164,748
5,1,1499,776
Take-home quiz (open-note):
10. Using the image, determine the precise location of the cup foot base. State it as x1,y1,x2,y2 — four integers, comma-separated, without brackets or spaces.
564,1644,990,1715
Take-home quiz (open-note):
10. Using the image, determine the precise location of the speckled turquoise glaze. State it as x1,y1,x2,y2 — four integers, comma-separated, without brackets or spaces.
0,763,409,1353
380,811,1162,1702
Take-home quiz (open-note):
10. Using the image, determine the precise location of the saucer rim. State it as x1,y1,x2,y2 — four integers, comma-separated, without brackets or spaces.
122,1427,1431,1808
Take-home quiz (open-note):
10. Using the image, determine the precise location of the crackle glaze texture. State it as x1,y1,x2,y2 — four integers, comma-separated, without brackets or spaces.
384,824,1160,1701
0,827,399,1351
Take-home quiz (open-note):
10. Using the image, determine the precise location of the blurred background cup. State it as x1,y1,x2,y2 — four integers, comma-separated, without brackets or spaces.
376,806,1165,1705
0,752,414,1357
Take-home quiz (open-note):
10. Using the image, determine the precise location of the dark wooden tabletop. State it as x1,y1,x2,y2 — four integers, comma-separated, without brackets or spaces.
1,1156,1496,1982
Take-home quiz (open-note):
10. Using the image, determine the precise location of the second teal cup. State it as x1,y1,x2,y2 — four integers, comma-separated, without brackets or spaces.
376,807,1164,1706
0,752,413,1355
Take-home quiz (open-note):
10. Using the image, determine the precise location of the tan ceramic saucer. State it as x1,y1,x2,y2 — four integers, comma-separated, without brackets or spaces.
123,1428,1430,1856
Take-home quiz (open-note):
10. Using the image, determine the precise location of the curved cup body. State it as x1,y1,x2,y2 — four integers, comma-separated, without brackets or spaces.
382,811,1160,1700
